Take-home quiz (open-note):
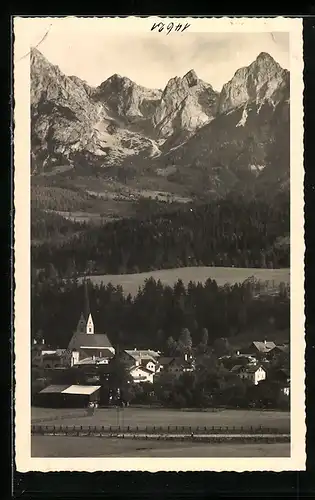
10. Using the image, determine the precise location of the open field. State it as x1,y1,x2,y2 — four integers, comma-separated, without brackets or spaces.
31,435,290,457
32,407,290,431
79,267,290,296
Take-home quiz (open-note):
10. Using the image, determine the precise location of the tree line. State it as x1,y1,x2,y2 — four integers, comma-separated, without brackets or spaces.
32,190,289,277
32,276,290,350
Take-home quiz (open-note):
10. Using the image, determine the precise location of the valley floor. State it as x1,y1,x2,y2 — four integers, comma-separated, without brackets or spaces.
31,435,290,458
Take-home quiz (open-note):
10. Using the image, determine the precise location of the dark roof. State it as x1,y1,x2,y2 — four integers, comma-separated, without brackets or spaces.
39,385,69,394
158,357,175,366
68,333,113,350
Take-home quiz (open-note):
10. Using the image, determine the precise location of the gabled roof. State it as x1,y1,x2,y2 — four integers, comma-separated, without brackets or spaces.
39,385,69,394
252,341,276,353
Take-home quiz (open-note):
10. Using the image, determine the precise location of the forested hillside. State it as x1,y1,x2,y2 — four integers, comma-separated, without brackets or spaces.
32,190,289,278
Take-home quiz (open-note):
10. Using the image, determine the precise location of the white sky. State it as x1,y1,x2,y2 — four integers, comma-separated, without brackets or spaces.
22,19,289,91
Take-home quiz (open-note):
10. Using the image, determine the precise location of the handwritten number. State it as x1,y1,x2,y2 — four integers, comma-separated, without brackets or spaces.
151,22,190,33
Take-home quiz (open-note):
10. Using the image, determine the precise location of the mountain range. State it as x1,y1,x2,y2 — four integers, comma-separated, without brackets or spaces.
31,48,290,207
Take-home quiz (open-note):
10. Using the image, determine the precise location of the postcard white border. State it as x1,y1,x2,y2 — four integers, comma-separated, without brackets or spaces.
13,16,305,472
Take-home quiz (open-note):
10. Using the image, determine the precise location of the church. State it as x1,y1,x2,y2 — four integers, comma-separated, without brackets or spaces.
67,284,115,366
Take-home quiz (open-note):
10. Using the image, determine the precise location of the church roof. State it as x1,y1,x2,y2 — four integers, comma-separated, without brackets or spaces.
68,333,113,351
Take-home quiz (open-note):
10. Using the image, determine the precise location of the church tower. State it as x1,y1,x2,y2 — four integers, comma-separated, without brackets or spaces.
86,313,94,335
75,282,94,334
76,312,86,334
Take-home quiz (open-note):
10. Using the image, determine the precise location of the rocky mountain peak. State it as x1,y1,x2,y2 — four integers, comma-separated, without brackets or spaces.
94,73,162,121
183,69,199,87
152,70,218,141
218,51,289,114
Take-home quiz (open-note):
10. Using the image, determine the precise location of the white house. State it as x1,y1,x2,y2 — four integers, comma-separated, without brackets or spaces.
231,364,266,385
129,365,155,384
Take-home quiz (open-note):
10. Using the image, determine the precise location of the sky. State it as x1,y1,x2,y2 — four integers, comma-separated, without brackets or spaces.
22,20,289,91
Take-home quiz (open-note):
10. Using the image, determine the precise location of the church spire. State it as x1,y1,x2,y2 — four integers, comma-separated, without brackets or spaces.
84,280,90,320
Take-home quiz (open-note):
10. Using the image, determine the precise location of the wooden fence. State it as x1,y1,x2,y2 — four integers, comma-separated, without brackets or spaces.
31,424,289,437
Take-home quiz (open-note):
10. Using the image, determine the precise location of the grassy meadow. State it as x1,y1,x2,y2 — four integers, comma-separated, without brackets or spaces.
79,266,290,297
31,407,290,431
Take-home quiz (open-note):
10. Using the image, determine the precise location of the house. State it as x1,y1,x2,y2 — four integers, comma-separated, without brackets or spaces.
32,340,68,369
243,341,276,357
157,355,195,378
129,365,155,384
67,311,115,366
231,364,267,385
121,349,160,373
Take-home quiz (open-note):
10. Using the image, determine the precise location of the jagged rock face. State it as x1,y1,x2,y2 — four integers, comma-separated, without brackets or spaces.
31,49,159,173
152,69,219,140
218,52,289,114
94,74,162,120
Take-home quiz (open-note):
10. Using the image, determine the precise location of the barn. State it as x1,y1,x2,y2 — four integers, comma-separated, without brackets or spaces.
35,384,101,408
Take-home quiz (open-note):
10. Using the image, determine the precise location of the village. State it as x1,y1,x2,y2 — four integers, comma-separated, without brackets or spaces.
32,305,290,410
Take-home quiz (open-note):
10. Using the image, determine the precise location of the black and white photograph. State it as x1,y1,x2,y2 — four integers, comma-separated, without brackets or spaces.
14,16,305,471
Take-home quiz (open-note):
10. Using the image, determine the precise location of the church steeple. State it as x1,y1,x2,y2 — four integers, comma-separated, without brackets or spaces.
76,312,86,334
75,283,94,334
84,281,90,320
86,313,94,335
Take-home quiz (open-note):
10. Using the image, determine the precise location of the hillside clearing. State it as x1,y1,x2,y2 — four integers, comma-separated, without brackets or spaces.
79,266,290,296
